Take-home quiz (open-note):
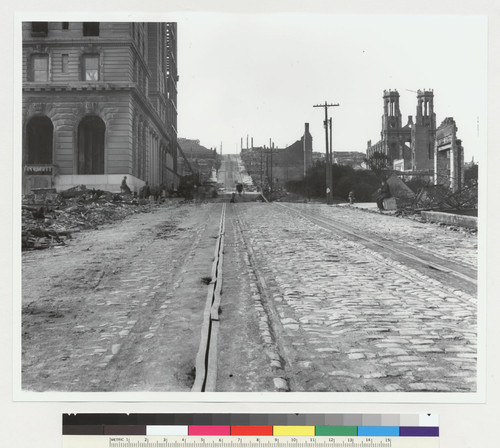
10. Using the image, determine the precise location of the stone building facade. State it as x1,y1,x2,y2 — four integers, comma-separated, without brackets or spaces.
366,89,436,173
22,21,183,194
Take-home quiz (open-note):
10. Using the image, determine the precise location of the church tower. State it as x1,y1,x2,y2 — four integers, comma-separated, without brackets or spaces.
411,89,436,171
381,89,403,161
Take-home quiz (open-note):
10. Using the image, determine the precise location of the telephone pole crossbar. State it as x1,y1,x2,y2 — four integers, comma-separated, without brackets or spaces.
313,101,339,205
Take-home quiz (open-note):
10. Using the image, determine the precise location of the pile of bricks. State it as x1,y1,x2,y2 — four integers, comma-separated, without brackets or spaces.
22,185,153,251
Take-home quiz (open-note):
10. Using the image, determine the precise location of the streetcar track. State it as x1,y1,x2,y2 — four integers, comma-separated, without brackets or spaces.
288,203,477,272
276,203,477,292
190,200,475,392
192,203,226,392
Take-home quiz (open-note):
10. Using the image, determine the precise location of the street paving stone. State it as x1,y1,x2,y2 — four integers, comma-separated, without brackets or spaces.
237,203,477,392
287,202,477,269
22,203,222,391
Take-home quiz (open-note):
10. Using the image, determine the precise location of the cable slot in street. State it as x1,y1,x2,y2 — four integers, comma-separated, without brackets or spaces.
192,204,226,392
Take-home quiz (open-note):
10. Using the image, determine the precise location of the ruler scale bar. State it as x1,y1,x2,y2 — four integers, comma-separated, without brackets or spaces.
62,415,439,448
62,435,439,448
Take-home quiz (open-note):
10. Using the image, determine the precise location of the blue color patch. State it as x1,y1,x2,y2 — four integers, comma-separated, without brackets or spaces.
357,426,400,437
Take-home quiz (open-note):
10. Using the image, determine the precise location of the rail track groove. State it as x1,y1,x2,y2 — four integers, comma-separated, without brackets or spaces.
275,202,477,297
192,204,226,392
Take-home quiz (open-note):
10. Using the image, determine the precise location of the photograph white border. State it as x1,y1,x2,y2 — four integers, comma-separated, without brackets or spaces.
3,2,498,447
12,8,487,404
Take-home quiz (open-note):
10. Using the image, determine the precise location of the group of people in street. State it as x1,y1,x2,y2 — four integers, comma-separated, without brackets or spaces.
120,175,393,210
120,176,163,201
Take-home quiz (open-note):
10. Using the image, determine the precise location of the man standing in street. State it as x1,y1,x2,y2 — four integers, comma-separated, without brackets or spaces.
376,180,391,211
121,176,131,194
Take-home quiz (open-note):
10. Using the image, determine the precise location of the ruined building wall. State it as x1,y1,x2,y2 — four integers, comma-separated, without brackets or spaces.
367,90,411,167
366,89,447,178
241,123,313,187
434,117,464,192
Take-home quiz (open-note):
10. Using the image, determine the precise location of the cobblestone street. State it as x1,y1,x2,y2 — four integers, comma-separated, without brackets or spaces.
22,202,224,391
228,203,477,392
21,198,477,393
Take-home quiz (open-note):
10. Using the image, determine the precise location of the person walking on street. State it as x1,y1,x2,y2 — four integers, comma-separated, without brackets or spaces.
348,190,355,205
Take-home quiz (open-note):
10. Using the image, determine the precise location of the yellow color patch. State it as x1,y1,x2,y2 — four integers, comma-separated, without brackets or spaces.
273,426,315,436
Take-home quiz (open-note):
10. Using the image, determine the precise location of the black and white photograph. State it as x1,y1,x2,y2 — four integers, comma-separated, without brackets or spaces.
17,14,485,398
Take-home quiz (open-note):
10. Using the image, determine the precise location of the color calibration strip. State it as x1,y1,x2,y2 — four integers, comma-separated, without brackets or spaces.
63,413,439,437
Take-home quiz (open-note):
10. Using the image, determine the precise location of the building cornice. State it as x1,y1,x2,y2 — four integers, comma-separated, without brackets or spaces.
23,81,136,92
23,81,176,147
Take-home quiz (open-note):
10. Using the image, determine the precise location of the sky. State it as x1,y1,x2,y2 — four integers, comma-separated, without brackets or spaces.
174,13,487,162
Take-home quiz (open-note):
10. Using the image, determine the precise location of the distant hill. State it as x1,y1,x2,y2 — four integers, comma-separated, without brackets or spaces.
178,138,216,157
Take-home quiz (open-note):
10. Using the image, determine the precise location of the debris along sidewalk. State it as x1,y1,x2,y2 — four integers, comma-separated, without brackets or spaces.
22,185,157,251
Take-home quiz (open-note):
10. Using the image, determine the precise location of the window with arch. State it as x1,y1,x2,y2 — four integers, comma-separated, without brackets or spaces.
26,115,53,164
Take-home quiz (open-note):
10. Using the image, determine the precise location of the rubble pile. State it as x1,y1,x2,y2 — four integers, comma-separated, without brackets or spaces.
22,185,154,251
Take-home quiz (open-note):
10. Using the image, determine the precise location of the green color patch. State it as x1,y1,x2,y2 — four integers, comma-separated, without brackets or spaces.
315,426,358,436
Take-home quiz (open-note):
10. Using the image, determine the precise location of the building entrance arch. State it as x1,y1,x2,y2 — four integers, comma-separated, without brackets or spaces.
26,115,53,164
78,115,105,174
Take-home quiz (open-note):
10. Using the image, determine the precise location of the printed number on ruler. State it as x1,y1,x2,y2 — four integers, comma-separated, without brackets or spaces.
62,435,438,448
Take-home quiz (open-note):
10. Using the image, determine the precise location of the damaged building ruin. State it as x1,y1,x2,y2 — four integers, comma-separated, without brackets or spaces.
22,21,185,195
240,123,313,189
435,117,465,191
366,89,464,191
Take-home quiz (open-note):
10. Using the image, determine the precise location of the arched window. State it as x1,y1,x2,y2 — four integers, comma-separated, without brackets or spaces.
77,116,105,174
26,116,53,164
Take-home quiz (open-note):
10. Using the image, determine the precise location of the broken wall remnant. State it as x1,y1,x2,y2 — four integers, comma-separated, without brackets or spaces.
434,117,464,192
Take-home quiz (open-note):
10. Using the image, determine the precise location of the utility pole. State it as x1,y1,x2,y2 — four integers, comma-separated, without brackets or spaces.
270,139,273,196
313,101,339,205
260,146,263,191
